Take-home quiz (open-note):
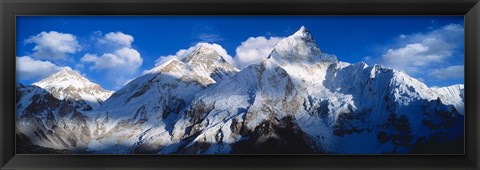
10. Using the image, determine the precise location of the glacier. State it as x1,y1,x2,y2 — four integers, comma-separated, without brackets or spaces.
16,26,464,154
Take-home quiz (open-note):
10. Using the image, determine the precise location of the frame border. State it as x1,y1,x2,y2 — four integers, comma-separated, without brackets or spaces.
1,0,479,169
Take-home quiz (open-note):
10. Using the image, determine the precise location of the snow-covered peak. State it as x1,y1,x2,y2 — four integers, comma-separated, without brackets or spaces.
143,44,239,84
292,25,309,38
433,84,464,115
17,27,465,154
33,68,113,108
268,26,337,64
183,45,238,81
183,45,224,65
95,45,234,121
34,68,90,90
147,58,187,75
191,44,216,55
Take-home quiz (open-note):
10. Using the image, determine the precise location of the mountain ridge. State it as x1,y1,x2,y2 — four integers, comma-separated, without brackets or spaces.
33,67,113,109
16,26,464,154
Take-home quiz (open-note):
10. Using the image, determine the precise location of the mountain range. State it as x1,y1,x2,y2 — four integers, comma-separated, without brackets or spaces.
16,26,464,154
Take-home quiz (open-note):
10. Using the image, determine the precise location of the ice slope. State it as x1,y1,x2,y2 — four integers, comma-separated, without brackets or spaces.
33,67,113,109
433,84,464,115
16,84,93,150
269,26,337,64
167,59,305,153
84,45,239,153
16,26,464,154
165,26,464,154
16,69,113,150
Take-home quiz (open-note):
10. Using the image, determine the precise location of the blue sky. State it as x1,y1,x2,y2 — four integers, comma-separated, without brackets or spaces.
16,16,464,90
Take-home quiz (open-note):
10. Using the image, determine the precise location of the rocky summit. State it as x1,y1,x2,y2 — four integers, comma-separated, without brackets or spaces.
16,26,464,154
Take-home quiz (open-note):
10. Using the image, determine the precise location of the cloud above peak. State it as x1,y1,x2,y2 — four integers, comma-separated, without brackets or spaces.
382,43,439,72
101,32,134,48
81,31,143,88
380,23,464,83
16,56,69,81
233,36,283,69
81,47,142,73
25,31,81,61
429,65,464,80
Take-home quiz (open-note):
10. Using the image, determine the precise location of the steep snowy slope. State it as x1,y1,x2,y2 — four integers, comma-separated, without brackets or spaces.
433,84,464,115
300,62,463,153
33,68,113,109
164,26,464,154
167,59,307,153
16,26,464,154
182,45,239,82
85,44,239,153
269,26,337,64
16,69,112,150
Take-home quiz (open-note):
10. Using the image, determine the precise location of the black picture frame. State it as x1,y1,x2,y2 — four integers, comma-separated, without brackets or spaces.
1,0,479,169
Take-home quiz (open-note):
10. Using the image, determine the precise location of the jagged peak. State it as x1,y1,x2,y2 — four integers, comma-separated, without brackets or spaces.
32,67,111,94
30,67,112,107
182,44,239,77
183,44,224,64
57,67,82,77
291,25,311,38
145,43,239,77
268,26,336,64
59,67,78,73
34,67,89,87
195,43,216,52
298,25,307,32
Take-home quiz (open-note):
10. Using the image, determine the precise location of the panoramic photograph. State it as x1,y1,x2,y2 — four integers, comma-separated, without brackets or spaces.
15,16,464,154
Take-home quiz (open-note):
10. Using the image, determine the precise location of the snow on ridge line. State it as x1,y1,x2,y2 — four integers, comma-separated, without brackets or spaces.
31,67,113,108
16,25,465,154
268,26,337,64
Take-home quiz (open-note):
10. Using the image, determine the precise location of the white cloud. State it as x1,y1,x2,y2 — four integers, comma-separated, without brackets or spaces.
81,47,142,73
382,43,441,73
16,56,68,81
100,32,134,47
25,31,81,60
198,33,223,43
380,24,464,74
233,36,283,69
155,42,235,67
429,65,464,80
81,32,143,88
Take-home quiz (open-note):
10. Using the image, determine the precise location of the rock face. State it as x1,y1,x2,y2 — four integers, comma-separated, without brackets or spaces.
182,45,239,82
163,27,463,154
16,26,464,154
33,68,113,109
81,44,240,154
269,26,337,64
16,69,112,150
